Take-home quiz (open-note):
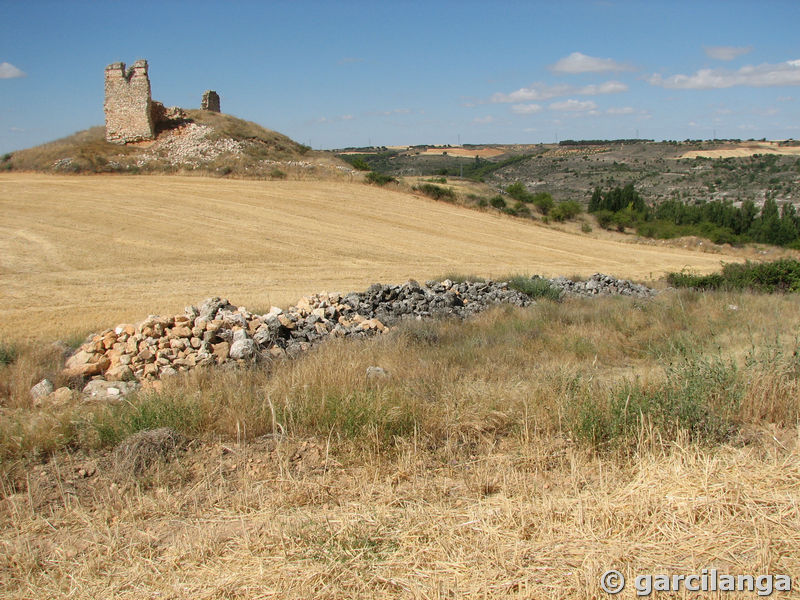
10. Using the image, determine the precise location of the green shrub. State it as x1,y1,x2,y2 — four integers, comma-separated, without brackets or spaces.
666,259,800,292
92,389,208,446
595,210,615,230
0,342,17,366
581,222,593,233
506,275,562,301
269,168,287,179
532,192,554,215
365,171,397,186
550,200,582,222
512,201,531,216
415,183,456,201
572,356,741,449
349,157,371,171
489,195,506,209
506,182,532,202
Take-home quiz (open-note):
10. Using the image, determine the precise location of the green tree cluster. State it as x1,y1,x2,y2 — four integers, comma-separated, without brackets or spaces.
504,182,581,219
589,185,800,248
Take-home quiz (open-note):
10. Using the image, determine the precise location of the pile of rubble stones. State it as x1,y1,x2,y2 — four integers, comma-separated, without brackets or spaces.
62,275,656,386
544,273,656,298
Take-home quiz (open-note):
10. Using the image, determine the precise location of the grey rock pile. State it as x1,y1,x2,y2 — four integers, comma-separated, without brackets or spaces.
61,275,654,385
545,273,655,298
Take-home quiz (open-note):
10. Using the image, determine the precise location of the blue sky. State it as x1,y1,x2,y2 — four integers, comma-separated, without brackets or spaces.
1,0,800,153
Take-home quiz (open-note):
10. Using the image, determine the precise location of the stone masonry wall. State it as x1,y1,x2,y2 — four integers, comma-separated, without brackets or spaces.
104,60,155,144
61,275,656,385
201,90,220,112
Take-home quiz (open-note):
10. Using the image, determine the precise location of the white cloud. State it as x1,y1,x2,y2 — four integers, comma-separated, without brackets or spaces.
491,80,626,103
473,115,496,123
511,104,543,115
578,81,628,95
606,106,636,115
648,59,800,89
368,108,412,116
777,96,794,102
704,45,752,61
550,52,633,74
0,62,26,79
491,83,572,103
753,107,779,116
309,114,356,124
549,99,598,112
9,126,24,132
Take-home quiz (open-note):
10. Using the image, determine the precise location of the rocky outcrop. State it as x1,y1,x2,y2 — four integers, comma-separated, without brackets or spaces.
62,275,656,385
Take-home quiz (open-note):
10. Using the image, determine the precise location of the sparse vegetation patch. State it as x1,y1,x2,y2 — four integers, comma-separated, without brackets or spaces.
667,258,800,292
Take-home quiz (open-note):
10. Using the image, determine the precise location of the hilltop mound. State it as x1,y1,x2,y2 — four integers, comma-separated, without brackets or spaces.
1,111,350,178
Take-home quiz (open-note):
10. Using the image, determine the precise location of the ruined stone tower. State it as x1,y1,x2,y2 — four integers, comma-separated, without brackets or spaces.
104,60,155,144
201,90,220,113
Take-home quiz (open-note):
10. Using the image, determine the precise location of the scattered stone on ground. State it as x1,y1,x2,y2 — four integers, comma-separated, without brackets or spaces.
82,379,140,401
30,378,54,401
60,275,656,386
50,387,75,405
366,366,390,380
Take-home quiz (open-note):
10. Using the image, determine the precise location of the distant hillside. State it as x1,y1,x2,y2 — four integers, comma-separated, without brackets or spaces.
340,140,800,208
1,110,351,178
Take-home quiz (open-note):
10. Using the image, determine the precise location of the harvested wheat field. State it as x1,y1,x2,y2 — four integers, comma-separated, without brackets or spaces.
0,173,740,342
680,141,800,159
419,147,507,158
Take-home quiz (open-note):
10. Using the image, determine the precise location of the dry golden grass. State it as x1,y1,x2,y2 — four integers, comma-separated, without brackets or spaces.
403,175,497,199
0,173,743,343
2,434,797,599
1,292,799,598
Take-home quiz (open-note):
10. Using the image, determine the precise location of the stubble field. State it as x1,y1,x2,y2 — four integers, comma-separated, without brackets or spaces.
0,173,740,343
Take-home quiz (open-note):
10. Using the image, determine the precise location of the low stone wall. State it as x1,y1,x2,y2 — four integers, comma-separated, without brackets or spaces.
63,275,655,384
545,273,655,298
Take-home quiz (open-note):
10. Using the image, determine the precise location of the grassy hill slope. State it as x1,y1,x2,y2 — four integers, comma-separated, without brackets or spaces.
0,173,742,342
